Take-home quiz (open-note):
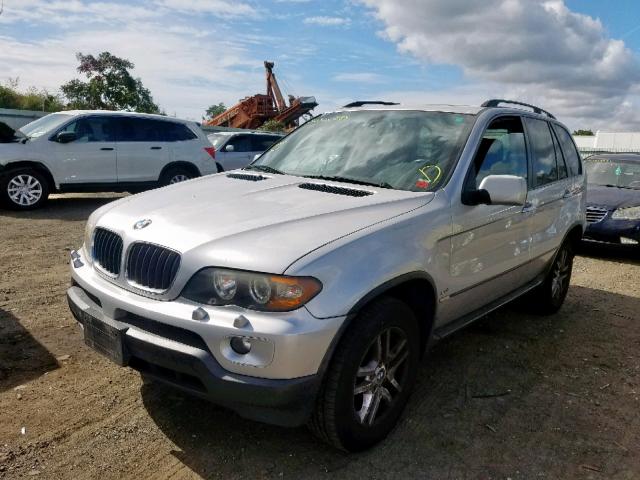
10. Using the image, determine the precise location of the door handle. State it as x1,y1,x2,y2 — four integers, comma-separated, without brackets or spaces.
150,146,162,150
100,147,114,151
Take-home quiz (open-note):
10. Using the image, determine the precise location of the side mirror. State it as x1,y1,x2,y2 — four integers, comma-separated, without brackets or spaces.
56,131,76,144
224,144,234,152
477,175,527,206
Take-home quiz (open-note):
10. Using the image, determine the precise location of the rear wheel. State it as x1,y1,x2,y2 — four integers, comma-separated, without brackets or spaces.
309,297,420,451
160,166,195,186
527,241,574,314
0,168,50,210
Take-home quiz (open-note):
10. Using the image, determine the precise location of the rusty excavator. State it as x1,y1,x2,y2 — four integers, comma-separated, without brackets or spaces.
204,61,317,130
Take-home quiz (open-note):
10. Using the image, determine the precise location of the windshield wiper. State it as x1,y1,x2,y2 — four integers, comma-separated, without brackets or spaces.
244,165,284,175
604,183,635,189
303,174,394,189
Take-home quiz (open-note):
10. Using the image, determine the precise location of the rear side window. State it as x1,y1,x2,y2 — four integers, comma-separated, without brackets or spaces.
118,118,161,142
525,118,560,187
471,116,527,188
159,122,197,142
552,124,582,176
250,135,280,151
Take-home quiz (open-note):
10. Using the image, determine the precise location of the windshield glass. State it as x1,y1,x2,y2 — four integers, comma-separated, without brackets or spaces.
208,133,232,148
585,157,640,190
252,110,475,192
18,113,73,139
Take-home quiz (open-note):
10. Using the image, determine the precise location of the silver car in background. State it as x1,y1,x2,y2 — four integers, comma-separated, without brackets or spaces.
67,99,585,451
207,131,283,171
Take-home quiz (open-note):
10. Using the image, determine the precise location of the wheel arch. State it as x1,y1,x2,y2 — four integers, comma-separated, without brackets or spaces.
316,272,438,383
158,161,201,181
1,161,56,191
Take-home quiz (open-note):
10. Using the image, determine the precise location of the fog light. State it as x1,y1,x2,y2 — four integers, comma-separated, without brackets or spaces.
230,336,252,355
620,237,639,245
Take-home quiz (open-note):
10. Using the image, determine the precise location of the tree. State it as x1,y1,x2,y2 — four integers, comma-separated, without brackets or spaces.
204,102,226,120
0,79,64,112
573,129,594,136
259,119,286,133
60,52,160,113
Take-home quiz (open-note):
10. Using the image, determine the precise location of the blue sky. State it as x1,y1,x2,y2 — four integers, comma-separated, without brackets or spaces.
1,1,640,130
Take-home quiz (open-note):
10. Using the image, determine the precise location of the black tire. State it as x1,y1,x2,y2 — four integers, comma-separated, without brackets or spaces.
309,296,420,452
0,167,50,210
160,166,195,186
526,241,574,315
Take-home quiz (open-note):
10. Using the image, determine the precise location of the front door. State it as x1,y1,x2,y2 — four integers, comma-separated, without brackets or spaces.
443,116,533,324
220,135,253,171
53,116,117,185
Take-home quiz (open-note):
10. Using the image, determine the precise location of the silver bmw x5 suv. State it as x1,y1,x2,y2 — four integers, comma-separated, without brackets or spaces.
67,99,586,451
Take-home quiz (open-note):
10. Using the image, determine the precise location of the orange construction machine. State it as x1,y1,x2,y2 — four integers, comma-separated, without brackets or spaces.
204,61,317,130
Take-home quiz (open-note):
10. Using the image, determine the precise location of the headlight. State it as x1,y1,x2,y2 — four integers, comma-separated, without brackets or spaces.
83,219,97,262
612,206,640,220
182,268,322,312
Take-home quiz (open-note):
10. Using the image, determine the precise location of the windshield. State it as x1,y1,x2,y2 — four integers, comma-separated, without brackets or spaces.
18,113,73,139
251,110,475,192
208,133,233,148
585,157,640,190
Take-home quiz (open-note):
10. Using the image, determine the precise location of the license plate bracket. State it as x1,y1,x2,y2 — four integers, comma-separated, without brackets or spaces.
82,312,129,367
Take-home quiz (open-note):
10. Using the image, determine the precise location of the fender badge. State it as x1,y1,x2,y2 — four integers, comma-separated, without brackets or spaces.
133,219,152,230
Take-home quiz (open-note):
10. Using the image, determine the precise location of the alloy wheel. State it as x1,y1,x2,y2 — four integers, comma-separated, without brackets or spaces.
169,174,190,184
551,247,571,300
7,174,43,206
353,327,410,426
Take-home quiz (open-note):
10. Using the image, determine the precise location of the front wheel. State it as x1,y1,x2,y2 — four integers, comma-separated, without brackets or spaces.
527,241,574,314
309,297,420,451
0,168,50,210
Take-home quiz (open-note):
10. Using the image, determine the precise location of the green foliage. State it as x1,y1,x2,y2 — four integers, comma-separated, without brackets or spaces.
259,119,286,133
60,52,160,113
572,129,594,136
0,81,65,112
205,102,227,120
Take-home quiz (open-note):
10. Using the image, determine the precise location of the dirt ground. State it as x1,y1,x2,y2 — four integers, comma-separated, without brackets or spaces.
0,193,639,479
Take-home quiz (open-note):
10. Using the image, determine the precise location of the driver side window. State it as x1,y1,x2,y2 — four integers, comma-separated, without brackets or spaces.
472,117,527,188
58,117,114,143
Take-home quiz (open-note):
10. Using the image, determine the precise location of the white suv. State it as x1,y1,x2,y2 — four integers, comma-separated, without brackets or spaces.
0,111,218,209
68,100,586,451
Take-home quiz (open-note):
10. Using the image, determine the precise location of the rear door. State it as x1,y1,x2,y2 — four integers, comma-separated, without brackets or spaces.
219,134,253,170
250,134,281,158
522,117,572,270
52,116,117,184
115,117,170,183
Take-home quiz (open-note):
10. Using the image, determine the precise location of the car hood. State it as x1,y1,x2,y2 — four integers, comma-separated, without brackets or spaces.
96,173,433,273
586,184,640,210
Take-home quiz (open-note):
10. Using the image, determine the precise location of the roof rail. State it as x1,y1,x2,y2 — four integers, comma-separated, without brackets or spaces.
481,99,556,119
343,101,399,108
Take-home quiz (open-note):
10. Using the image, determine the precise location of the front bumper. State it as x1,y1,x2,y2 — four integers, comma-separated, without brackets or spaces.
68,249,345,426
584,217,640,246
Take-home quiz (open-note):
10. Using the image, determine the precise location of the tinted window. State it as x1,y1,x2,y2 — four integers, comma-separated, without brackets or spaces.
159,122,197,142
552,124,582,176
551,128,568,179
118,118,161,142
226,135,251,152
525,118,558,187
58,116,116,143
472,117,527,188
250,135,280,151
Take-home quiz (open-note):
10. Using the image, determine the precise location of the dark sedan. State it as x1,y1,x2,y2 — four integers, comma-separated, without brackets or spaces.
584,154,640,246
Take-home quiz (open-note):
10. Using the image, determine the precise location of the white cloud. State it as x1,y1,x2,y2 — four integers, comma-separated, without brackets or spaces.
359,0,640,129
333,72,384,84
304,16,351,26
154,0,256,17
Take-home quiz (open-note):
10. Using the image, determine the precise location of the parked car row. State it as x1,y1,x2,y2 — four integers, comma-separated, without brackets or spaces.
67,99,589,451
0,110,282,209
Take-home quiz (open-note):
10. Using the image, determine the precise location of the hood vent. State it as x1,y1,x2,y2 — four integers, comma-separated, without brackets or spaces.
226,173,267,182
299,183,372,197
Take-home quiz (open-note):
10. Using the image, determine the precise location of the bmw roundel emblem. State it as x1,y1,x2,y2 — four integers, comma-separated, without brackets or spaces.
133,219,152,230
